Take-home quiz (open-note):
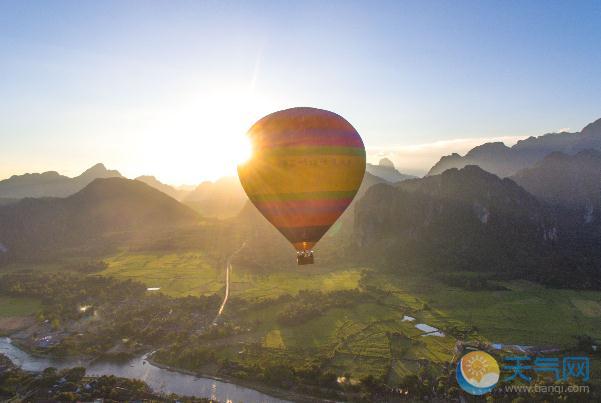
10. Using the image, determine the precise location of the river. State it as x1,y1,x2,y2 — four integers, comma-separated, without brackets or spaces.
0,337,288,403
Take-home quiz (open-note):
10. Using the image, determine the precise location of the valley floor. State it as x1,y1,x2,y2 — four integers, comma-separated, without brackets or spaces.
1,252,600,401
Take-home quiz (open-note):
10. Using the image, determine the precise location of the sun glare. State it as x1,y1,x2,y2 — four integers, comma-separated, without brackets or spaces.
233,135,253,165
136,86,271,185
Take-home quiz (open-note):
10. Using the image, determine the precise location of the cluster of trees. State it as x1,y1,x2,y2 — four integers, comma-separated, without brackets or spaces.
64,259,109,273
0,272,146,323
226,288,371,329
153,341,216,371
219,358,346,400
1,271,144,305
0,272,221,356
438,272,509,291
276,289,367,326
154,337,349,399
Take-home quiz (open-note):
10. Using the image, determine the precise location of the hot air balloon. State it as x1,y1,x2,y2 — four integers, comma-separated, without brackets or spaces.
237,107,366,265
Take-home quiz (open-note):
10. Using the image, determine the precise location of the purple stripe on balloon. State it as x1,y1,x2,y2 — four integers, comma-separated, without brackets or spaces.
276,225,332,243
255,198,353,213
258,204,348,215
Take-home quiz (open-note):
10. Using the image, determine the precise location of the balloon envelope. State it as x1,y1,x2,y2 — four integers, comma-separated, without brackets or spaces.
238,107,366,252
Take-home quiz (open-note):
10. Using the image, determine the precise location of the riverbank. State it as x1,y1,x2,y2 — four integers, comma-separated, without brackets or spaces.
7,329,301,402
10,336,89,360
0,337,293,402
0,351,212,402
147,353,339,403
6,331,329,402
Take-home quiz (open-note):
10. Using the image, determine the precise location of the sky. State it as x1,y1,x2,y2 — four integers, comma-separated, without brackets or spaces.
1,0,601,184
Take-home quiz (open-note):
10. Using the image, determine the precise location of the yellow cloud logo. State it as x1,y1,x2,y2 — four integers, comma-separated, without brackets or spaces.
457,351,500,395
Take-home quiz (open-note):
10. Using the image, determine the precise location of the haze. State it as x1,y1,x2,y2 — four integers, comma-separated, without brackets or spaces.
2,1,601,183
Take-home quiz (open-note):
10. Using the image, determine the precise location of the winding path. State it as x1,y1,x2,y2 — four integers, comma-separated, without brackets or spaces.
213,241,246,323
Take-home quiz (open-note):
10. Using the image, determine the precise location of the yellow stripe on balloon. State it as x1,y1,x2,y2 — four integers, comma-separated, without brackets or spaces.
238,155,365,195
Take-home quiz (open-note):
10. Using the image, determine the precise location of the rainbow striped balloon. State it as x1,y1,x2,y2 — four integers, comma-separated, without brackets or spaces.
238,107,366,258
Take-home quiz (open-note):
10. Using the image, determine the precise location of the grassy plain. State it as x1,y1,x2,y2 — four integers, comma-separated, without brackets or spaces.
210,268,601,384
0,296,41,335
7,250,601,351
0,296,41,317
6,250,601,386
99,252,362,299
0,261,63,274
220,297,458,381
86,249,601,381
230,267,362,301
100,250,222,297
364,273,601,346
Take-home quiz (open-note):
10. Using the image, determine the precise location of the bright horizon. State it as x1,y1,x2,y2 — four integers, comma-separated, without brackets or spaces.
2,1,601,185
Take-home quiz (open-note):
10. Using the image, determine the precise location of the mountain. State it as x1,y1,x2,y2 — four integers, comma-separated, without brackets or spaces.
353,166,562,275
352,164,601,288
0,178,199,262
510,151,601,285
428,117,601,177
135,175,189,201
183,176,247,218
512,150,601,212
366,158,416,183
0,163,123,199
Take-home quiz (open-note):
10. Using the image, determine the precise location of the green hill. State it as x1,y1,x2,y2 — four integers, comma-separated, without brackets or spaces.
0,177,200,262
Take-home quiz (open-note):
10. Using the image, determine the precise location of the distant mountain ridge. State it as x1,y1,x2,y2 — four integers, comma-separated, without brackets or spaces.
428,117,601,177
512,149,601,212
182,176,247,218
0,163,122,199
135,175,189,201
0,156,415,218
366,158,416,183
0,163,250,219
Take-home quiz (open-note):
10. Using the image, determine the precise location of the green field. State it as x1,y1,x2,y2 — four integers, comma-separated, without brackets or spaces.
100,250,222,297
0,296,41,317
6,250,601,392
8,249,601,350
205,267,601,384
216,268,460,381
99,252,363,300
230,267,363,301
0,261,64,274
364,272,601,346
217,297,458,381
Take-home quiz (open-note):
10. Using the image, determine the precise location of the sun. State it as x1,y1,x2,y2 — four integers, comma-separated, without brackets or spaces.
465,355,488,380
232,135,253,166
134,85,271,184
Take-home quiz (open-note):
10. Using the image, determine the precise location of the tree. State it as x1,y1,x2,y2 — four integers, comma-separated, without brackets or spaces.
62,367,85,383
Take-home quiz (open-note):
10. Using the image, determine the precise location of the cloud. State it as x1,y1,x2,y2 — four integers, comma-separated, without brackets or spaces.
367,135,527,176
557,127,571,133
